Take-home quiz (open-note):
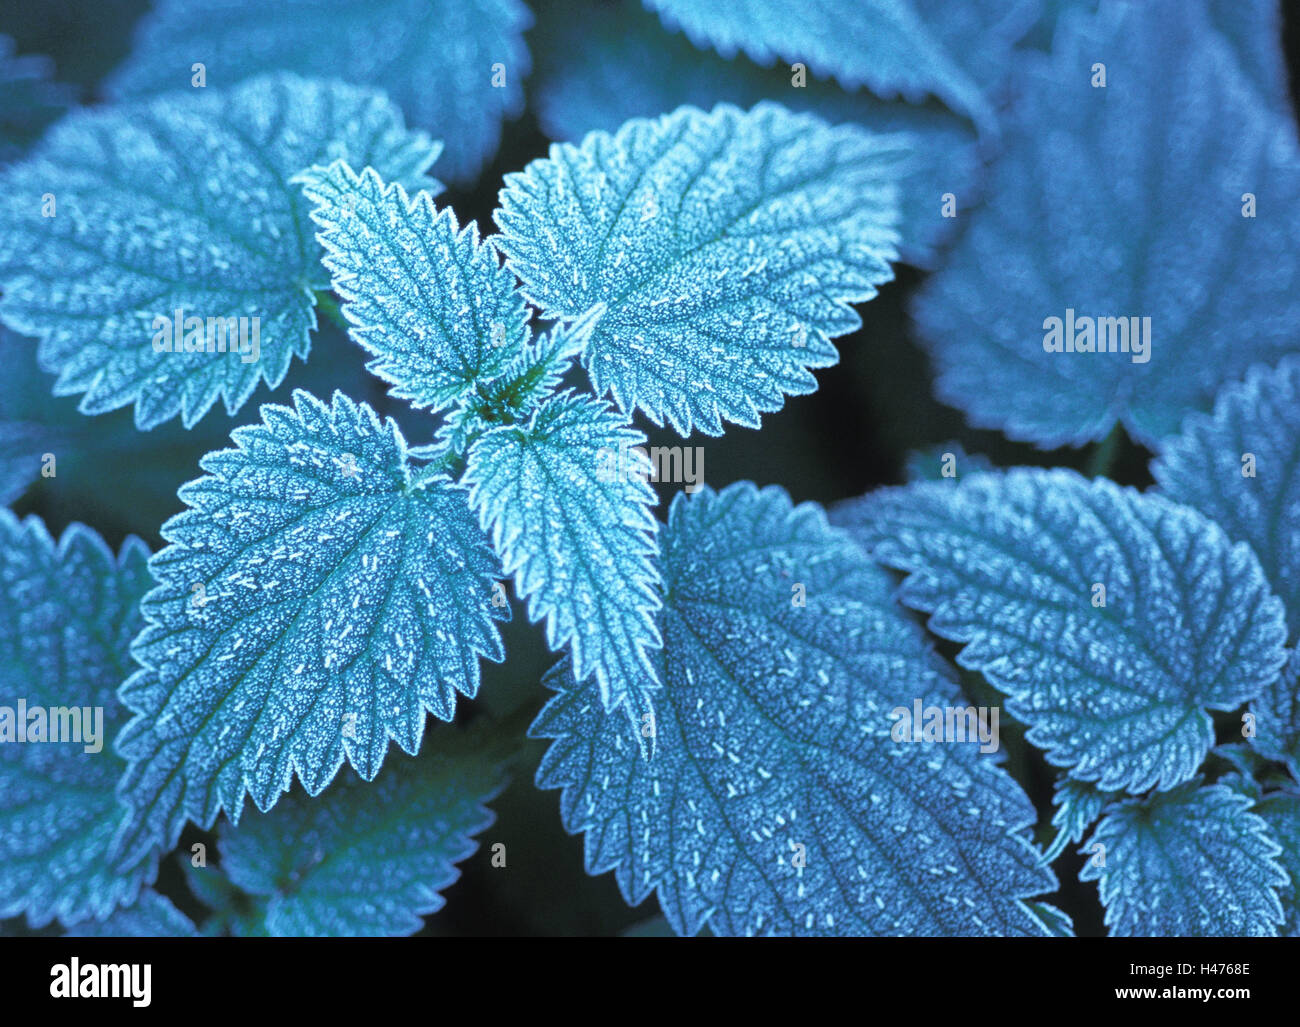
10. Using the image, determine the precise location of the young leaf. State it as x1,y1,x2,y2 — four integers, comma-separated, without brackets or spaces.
465,391,661,713
214,745,506,936
1155,357,1300,641
1080,782,1287,936
0,35,74,163
836,469,1289,794
1255,791,1300,937
0,513,156,927
641,0,994,127
530,0,979,268
105,0,531,183
113,390,508,868
910,0,1300,448
532,483,1056,936
297,160,527,414
1042,777,1117,863
0,73,440,429
65,890,197,938
493,102,901,435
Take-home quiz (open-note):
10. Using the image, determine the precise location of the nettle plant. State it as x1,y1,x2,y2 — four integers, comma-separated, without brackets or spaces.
1,0,1299,938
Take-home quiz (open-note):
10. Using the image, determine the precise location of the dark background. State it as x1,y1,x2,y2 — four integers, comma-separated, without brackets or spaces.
2,0,1297,937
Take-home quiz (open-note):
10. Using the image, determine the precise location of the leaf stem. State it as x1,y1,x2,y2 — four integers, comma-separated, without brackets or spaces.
314,290,348,331
1086,424,1124,479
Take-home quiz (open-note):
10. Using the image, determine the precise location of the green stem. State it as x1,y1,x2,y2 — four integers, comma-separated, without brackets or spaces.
314,290,348,331
1086,424,1124,479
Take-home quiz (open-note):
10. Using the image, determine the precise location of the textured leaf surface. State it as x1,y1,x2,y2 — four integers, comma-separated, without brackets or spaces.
642,0,993,126
106,0,530,182
0,35,74,162
0,73,440,429
466,391,661,712
911,0,1300,448
495,102,900,435
65,890,197,937
0,513,154,927
531,1,978,269
1080,783,1287,936
837,469,1289,793
298,160,526,413
1247,648,1300,779
1155,357,1300,641
113,390,507,867
1042,777,1116,862
217,745,505,936
532,483,1055,936
1255,791,1300,937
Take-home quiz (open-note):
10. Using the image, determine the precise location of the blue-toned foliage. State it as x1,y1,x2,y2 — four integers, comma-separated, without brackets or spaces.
836,469,1290,794
0,73,440,430
530,1,979,268
0,35,74,163
495,102,901,435
213,745,505,936
911,0,1300,448
298,160,526,415
532,483,1057,936
465,391,661,714
903,441,994,483
1080,782,1287,937
1255,791,1300,937
106,0,530,183
642,0,1002,128
1155,357,1300,641
65,889,197,937
0,512,155,927
112,390,508,867
1042,778,1116,863
1248,648,1300,780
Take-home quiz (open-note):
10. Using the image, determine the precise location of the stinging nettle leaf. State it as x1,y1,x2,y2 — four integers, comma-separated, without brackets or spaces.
494,102,901,436
837,468,1290,794
910,0,1300,448
214,744,506,936
465,390,662,714
1255,790,1300,937
532,482,1056,936
641,0,994,128
64,889,198,938
0,73,440,430
106,0,531,183
113,389,507,869
530,0,980,269
0,512,156,927
1155,357,1300,642
1080,782,1287,937
297,159,528,415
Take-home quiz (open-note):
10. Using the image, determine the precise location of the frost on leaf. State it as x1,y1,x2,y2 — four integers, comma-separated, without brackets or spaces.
297,160,527,414
0,513,157,927
494,102,901,435
1254,791,1300,937
1080,782,1287,937
1042,777,1117,864
530,0,978,269
1155,357,1300,642
64,890,197,937
837,468,1289,794
910,0,1300,448
642,0,996,128
465,391,662,714
112,390,508,868
214,744,506,936
0,73,441,429
531,483,1056,936
106,0,530,183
